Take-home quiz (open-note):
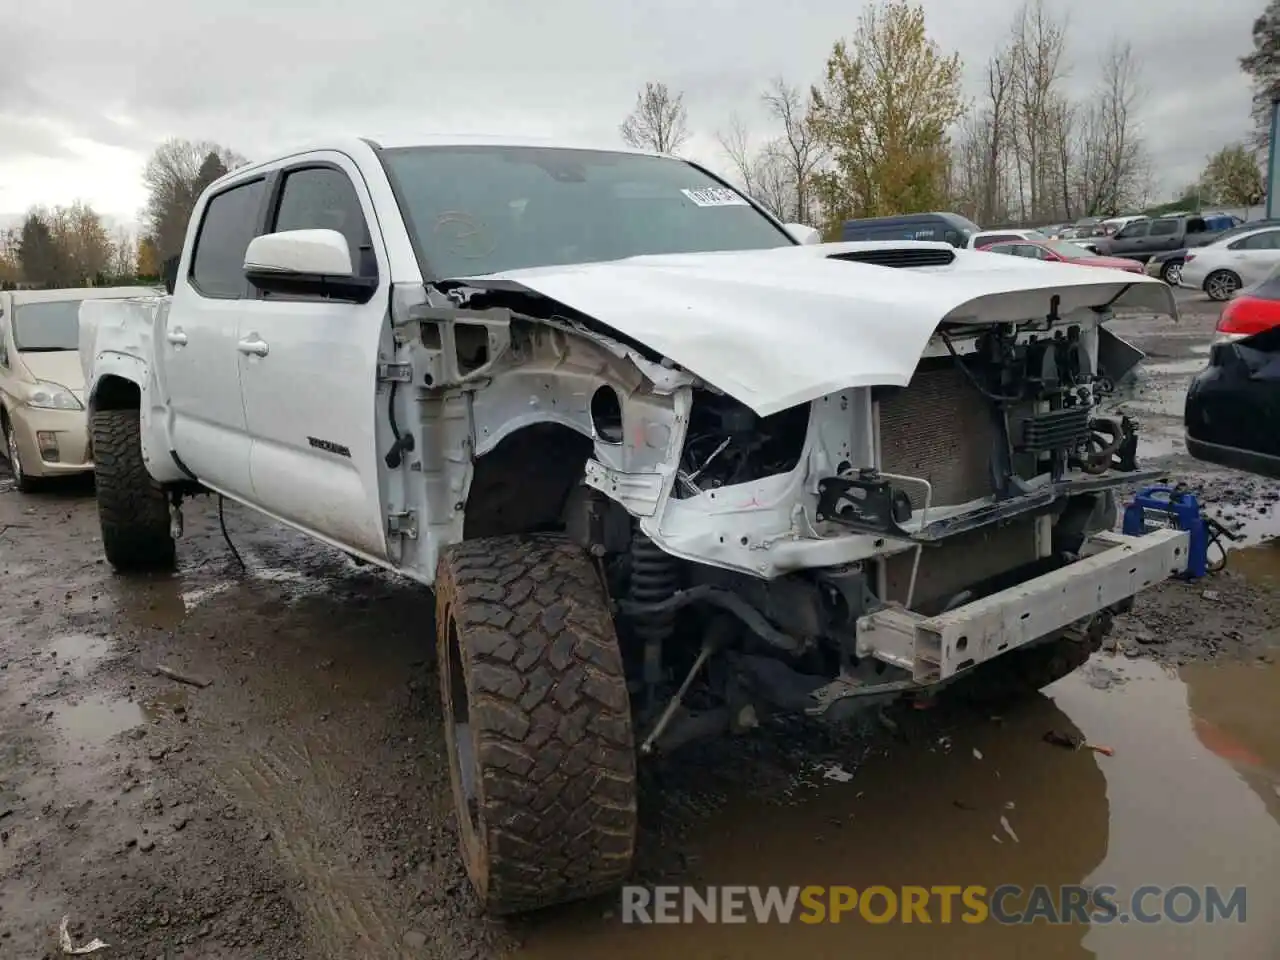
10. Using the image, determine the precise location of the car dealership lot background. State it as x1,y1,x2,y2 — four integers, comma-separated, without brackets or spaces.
2,292,1279,959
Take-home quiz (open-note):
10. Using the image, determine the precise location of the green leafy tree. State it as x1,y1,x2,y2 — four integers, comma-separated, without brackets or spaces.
1201,143,1266,207
17,213,62,287
809,0,965,233
1242,0,1280,148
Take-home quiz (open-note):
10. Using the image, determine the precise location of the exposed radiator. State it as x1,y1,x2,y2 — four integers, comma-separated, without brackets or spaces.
883,517,1040,613
878,364,1000,509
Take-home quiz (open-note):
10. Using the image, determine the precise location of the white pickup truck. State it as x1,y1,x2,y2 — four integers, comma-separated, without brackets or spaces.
80,136,1187,915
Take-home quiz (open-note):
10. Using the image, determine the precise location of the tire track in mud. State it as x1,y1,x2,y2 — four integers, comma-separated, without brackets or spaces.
215,730,414,960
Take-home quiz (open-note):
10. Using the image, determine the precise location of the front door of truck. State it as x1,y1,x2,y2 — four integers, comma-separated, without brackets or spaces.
235,153,390,561
164,177,265,498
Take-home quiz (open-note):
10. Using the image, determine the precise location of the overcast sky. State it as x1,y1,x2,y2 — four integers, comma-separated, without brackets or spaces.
0,0,1263,230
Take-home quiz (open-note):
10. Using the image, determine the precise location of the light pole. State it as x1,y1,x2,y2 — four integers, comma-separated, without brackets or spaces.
1267,97,1280,219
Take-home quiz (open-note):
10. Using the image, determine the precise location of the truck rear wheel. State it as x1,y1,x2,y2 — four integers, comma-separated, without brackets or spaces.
435,534,637,914
91,409,175,571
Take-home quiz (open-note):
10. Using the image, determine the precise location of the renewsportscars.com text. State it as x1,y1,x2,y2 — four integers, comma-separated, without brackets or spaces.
621,884,1248,925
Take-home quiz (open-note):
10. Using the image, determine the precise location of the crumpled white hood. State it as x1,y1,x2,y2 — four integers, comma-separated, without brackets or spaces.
469,242,1176,416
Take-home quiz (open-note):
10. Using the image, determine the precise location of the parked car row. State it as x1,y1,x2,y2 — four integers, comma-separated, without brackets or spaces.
0,286,156,490
979,238,1146,272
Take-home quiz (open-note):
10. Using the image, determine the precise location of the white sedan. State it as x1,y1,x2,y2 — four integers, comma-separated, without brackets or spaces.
1180,224,1280,300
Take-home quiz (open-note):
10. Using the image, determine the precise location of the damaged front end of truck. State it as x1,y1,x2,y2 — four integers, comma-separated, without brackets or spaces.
386,243,1189,754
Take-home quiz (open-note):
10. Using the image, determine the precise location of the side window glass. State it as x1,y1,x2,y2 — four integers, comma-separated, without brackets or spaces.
1148,219,1178,237
272,167,376,278
189,178,267,299
1118,222,1150,239
1232,232,1272,250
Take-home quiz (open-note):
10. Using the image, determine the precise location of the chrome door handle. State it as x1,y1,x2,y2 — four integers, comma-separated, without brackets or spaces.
167,329,188,346
237,335,269,357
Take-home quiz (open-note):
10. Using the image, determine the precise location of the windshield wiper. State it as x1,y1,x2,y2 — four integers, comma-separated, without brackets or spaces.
17,346,75,353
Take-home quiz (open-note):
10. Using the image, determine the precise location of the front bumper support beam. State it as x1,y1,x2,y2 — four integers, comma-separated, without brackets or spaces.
855,527,1189,682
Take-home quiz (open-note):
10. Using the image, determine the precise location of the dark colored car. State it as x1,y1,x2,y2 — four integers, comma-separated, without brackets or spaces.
1185,265,1280,478
840,212,980,248
1093,215,1228,262
979,238,1145,274
1145,218,1280,285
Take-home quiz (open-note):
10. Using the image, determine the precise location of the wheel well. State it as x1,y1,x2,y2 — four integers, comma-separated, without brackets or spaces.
463,423,594,540
93,375,142,412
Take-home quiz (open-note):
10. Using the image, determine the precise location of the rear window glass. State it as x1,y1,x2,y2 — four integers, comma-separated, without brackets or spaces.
189,178,267,298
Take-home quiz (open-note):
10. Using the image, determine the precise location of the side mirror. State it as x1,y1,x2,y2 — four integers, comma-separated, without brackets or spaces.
783,223,822,245
243,229,376,303
162,255,179,296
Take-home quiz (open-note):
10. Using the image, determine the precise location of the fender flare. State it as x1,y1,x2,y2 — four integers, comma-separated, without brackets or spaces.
86,352,186,484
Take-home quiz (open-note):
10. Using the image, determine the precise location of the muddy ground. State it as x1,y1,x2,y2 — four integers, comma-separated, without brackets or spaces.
2,291,1279,959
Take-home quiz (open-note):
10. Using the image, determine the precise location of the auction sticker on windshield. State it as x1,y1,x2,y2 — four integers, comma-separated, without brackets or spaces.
682,186,748,207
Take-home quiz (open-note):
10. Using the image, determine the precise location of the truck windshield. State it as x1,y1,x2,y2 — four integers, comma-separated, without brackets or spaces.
12,300,84,351
379,146,794,279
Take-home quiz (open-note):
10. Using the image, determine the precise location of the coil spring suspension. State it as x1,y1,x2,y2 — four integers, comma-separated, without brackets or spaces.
628,534,679,689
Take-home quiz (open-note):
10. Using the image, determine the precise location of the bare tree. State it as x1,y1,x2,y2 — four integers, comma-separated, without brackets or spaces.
981,49,1016,222
761,78,825,223
1096,42,1149,213
142,139,248,259
1008,0,1070,220
110,226,136,276
715,116,795,220
620,82,690,154
753,146,795,221
951,46,1018,224
717,114,761,199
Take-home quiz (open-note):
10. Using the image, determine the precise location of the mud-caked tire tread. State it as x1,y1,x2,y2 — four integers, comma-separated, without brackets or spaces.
436,534,636,915
956,629,1102,703
91,409,175,571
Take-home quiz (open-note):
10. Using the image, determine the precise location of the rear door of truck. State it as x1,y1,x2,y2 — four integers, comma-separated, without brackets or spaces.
164,177,266,497
235,152,392,561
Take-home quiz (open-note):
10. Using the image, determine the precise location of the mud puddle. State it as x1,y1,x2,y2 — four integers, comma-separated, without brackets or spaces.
50,694,145,745
1230,538,1280,588
513,657,1280,959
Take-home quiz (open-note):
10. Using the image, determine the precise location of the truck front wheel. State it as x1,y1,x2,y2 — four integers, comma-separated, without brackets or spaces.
435,535,637,914
91,409,175,571
954,623,1107,704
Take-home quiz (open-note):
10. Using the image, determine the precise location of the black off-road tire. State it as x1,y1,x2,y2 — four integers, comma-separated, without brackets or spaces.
91,409,175,571
954,627,1104,704
435,535,637,915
